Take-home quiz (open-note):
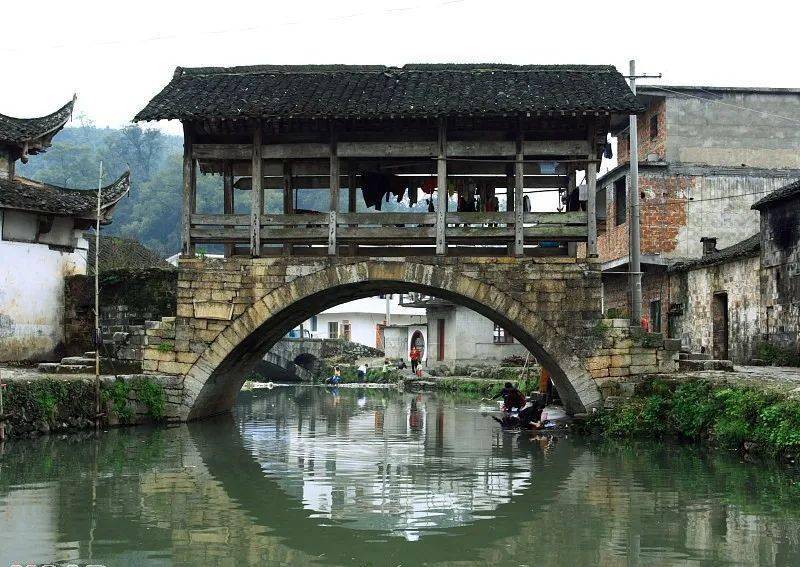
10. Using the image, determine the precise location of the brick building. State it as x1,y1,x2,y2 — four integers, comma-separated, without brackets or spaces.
598,85,800,340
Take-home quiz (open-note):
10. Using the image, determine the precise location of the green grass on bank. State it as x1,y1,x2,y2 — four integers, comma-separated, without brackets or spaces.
580,379,800,459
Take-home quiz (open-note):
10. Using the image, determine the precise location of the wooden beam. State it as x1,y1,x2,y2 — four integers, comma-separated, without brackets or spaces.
181,124,196,257
586,128,598,258
514,125,524,256
192,140,591,161
436,119,447,255
223,161,234,257
328,126,339,255
250,125,263,257
506,162,514,256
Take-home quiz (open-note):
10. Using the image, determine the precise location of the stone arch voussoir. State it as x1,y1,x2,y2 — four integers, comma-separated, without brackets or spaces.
184,260,601,418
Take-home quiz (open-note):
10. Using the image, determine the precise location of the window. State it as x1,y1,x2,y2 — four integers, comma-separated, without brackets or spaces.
342,320,352,341
649,114,659,140
614,177,627,226
493,323,514,344
328,321,339,339
650,300,662,333
310,315,318,332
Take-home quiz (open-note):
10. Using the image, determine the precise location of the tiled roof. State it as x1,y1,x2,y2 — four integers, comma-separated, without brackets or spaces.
0,171,130,219
135,64,643,122
87,236,173,273
669,233,761,272
751,179,800,210
0,98,74,146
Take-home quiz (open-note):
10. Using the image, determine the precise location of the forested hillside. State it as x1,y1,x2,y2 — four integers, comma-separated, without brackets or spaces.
17,118,223,256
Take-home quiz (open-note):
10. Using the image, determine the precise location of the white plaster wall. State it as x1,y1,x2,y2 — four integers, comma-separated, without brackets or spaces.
307,312,425,348
0,211,88,361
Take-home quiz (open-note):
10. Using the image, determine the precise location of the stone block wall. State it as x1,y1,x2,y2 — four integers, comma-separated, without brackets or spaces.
759,198,800,353
139,256,680,417
64,268,177,368
585,318,679,398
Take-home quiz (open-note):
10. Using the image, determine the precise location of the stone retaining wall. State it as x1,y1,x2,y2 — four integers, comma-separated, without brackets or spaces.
0,373,187,438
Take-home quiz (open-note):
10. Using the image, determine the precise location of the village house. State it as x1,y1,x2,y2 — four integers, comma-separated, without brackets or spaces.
0,99,130,361
299,294,426,350
667,180,799,363
597,85,800,341
394,293,530,366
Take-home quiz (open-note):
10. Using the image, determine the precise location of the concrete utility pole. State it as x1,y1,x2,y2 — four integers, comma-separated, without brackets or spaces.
626,60,661,327
628,60,643,326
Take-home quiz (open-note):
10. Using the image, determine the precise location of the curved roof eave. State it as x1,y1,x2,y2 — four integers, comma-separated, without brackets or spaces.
0,95,76,150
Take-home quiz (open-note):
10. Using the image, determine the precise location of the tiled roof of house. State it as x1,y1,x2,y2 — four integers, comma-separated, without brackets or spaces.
135,64,643,122
87,236,173,273
669,233,761,272
0,98,74,147
0,171,130,219
751,179,800,210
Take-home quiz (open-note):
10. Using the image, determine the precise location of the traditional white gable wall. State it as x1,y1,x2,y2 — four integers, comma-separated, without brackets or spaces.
0,209,87,361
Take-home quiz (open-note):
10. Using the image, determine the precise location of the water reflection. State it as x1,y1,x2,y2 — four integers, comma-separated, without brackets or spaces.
0,385,798,566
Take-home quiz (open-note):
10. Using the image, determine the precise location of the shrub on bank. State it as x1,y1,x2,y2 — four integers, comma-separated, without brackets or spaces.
582,379,800,458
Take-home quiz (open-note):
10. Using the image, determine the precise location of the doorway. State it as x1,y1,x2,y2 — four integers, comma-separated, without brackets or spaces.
712,292,729,360
410,330,426,360
436,319,445,361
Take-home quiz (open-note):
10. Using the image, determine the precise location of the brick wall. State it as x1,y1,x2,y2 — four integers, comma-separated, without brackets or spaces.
617,98,667,164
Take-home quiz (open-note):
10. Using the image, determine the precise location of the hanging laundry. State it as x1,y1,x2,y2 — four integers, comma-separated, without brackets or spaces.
523,194,531,212
421,178,437,195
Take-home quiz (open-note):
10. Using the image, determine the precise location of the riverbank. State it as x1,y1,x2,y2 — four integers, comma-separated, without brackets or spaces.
0,366,185,438
579,373,800,464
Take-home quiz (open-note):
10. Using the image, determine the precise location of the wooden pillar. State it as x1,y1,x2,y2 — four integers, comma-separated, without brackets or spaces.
250,125,263,257
566,168,578,258
181,123,196,257
506,163,515,256
436,118,447,255
223,161,234,257
586,121,598,258
283,160,293,255
514,125,524,257
328,126,339,256
587,158,598,258
348,167,358,256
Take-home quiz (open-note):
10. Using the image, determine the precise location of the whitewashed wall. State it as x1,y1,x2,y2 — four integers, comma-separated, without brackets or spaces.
0,210,87,361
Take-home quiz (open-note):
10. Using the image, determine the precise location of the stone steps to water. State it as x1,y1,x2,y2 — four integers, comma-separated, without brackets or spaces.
678,359,734,372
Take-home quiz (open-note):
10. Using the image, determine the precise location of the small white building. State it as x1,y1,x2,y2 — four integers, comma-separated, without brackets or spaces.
300,295,426,350
0,98,130,361
399,293,531,366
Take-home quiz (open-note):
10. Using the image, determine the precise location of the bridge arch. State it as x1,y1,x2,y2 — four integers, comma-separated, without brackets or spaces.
182,260,602,419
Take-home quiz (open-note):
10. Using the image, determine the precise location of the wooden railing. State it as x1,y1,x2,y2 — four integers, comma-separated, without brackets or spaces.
189,211,587,255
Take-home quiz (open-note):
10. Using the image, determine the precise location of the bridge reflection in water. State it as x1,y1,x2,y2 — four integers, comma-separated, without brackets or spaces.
1,386,800,566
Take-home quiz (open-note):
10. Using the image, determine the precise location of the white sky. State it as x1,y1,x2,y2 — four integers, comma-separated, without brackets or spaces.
3,0,798,134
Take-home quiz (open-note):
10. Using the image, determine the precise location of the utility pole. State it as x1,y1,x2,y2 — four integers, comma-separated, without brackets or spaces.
626,60,661,327
94,161,103,430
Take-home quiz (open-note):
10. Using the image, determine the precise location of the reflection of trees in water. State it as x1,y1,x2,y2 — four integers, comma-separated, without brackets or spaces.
2,393,800,566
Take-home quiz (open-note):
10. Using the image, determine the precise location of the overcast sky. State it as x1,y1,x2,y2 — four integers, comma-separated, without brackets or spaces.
3,0,798,134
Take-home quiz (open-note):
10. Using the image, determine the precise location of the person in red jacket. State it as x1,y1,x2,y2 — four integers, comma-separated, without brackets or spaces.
410,346,421,373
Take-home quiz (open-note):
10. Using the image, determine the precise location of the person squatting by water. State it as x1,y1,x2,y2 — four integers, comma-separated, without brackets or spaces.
492,392,548,430
496,382,526,412
357,363,368,381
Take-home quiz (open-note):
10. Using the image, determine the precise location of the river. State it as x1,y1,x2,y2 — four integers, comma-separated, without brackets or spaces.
1,385,799,566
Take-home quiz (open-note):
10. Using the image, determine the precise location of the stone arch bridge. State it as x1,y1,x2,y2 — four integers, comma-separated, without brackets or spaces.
143,256,678,421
